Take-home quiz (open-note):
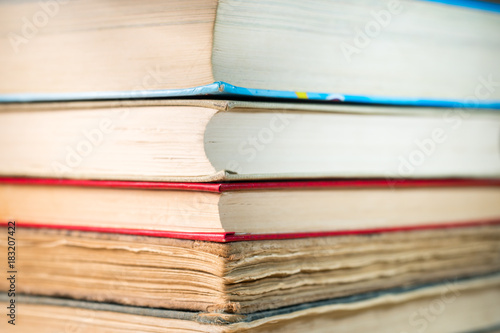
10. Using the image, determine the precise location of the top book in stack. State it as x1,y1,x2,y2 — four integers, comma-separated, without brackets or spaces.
0,0,499,104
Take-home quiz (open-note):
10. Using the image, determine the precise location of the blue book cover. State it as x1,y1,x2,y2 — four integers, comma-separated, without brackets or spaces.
1,81,500,109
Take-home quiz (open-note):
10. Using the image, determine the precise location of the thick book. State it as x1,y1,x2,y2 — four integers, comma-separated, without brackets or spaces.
1,177,500,240
1,100,499,182
0,227,499,314
1,275,500,332
1,0,499,106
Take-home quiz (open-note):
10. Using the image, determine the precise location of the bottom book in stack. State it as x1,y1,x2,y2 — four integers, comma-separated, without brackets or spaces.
1,226,500,332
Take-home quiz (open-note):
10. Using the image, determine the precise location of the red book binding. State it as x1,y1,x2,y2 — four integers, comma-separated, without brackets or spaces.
1,177,499,242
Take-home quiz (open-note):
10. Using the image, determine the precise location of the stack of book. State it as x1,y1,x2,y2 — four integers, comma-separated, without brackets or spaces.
1,0,500,332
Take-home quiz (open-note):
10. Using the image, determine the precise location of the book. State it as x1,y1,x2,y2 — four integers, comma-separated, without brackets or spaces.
1,178,499,238
1,265,499,332
1,226,499,314
1,100,499,182
1,0,499,105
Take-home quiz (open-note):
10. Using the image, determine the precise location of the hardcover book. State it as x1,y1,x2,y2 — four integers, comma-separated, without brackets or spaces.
1,178,500,238
2,275,500,333
1,100,499,182
1,0,499,106
1,228,499,332
1,227,499,314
